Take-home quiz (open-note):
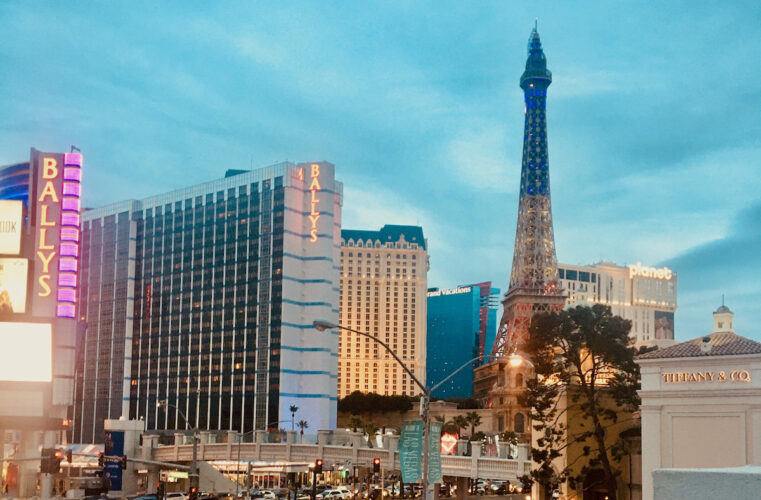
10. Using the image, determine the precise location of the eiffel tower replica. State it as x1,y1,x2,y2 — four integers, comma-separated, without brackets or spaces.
473,25,566,421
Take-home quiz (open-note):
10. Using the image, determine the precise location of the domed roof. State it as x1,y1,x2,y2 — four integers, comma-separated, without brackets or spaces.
714,305,732,314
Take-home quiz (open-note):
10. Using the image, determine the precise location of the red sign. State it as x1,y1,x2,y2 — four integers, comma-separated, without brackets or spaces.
440,433,458,454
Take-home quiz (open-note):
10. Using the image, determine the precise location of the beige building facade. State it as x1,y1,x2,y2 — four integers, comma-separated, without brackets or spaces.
559,261,678,349
338,225,428,397
637,305,761,500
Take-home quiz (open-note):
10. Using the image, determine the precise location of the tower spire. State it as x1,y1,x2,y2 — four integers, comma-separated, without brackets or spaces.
490,26,565,358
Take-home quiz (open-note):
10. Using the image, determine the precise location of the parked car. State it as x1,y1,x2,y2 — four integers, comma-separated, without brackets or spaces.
258,490,277,500
166,493,189,500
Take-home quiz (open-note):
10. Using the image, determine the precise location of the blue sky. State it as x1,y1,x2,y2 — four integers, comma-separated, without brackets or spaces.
2,1,760,341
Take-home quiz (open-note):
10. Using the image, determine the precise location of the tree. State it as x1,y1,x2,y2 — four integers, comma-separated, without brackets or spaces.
519,305,640,500
297,420,309,443
338,391,414,414
363,421,379,448
289,405,299,431
348,415,364,432
452,415,468,439
465,411,482,440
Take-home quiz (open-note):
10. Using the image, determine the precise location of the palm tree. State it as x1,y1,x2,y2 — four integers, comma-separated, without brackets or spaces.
297,420,309,443
363,421,379,448
452,415,468,439
289,405,299,431
465,411,482,440
348,415,363,432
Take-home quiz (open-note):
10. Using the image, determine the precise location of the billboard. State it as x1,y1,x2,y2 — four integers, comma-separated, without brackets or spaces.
0,200,23,255
104,430,125,491
30,152,82,319
654,311,675,340
0,322,52,382
0,258,28,313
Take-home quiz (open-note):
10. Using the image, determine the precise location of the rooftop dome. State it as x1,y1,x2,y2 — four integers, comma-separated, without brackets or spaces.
715,305,732,314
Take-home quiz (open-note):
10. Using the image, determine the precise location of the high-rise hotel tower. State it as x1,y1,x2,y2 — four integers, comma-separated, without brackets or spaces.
73,163,341,443
338,226,428,397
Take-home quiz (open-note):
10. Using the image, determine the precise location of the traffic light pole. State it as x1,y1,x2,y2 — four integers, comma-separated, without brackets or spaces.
40,430,57,500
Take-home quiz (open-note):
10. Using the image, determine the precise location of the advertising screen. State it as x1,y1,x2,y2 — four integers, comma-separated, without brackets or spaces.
0,200,23,255
0,258,29,313
654,311,675,340
0,322,52,382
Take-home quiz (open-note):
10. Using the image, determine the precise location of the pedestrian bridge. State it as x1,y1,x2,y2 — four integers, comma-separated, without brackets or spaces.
146,429,532,483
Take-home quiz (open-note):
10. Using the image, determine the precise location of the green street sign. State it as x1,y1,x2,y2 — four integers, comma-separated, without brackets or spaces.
428,421,442,484
399,420,423,483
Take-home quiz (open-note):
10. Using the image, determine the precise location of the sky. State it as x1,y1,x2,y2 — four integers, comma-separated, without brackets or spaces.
1,1,760,342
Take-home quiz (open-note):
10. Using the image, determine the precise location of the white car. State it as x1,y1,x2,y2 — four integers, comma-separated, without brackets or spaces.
166,493,188,500
316,491,344,500
259,491,277,500
334,487,353,500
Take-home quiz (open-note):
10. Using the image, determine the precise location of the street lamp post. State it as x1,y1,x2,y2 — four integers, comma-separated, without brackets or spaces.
157,401,199,492
313,320,485,500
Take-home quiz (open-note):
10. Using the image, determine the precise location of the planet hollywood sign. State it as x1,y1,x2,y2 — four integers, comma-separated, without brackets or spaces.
628,261,673,281
31,152,83,318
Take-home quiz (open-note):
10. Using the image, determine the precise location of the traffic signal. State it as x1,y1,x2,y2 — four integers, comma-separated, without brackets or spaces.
98,452,104,467
373,457,380,474
314,458,323,474
157,481,165,499
189,486,198,500
120,455,127,470
52,449,64,474
66,449,73,464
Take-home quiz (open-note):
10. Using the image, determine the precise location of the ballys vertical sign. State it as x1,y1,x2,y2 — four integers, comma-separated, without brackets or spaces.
31,151,83,318
308,163,321,243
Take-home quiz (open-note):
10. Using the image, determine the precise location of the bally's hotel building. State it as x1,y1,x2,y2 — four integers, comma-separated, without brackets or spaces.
73,162,341,443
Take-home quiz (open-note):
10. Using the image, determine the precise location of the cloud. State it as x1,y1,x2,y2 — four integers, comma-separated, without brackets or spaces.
663,201,761,340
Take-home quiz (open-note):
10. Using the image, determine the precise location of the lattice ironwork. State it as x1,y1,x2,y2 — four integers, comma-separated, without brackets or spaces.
491,28,565,359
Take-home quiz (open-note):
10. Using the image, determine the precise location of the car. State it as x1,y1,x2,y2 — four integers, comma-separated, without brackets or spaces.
129,496,158,500
317,490,344,500
166,493,189,500
334,486,353,499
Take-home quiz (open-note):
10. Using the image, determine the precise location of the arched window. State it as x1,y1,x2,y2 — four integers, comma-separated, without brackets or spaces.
514,413,525,433
515,373,524,387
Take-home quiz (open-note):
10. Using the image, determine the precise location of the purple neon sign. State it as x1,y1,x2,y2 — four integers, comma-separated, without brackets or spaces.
56,153,83,318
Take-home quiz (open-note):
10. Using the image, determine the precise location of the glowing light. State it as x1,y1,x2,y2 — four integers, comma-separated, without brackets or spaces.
308,163,321,243
61,198,81,212
508,354,524,367
63,167,82,182
0,322,52,382
440,433,458,454
628,262,673,280
62,182,81,197
61,213,80,227
60,228,79,242
63,152,83,167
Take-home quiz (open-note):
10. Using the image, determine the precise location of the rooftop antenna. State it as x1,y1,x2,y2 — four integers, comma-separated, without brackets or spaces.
722,293,725,307
535,18,538,30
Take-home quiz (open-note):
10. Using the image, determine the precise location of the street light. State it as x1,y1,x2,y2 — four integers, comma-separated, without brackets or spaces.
157,400,199,492
313,319,485,500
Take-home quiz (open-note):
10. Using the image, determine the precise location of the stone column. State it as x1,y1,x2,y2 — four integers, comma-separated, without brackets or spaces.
142,435,159,494
18,430,41,498
285,431,297,444
470,442,482,482
455,477,468,500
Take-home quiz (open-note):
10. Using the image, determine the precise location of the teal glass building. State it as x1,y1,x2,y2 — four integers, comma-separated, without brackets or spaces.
426,286,481,398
